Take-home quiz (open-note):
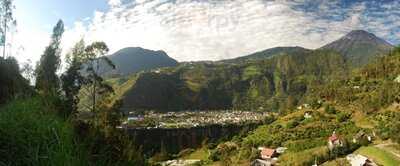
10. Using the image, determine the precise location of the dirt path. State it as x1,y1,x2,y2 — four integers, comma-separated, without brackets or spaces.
375,143,400,159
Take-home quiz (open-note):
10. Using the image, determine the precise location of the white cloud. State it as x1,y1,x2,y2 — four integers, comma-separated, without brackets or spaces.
12,28,50,65
65,0,368,61
108,0,122,7
14,0,400,66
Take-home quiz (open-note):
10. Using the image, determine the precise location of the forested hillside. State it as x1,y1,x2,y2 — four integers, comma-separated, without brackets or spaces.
222,46,312,63
113,49,347,112
106,30,394,112
314,46,400,113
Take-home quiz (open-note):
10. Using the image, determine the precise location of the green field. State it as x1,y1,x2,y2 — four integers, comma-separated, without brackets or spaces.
356,146,400,166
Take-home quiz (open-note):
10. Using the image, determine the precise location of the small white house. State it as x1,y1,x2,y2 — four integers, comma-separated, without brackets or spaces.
395,75,400,83
304,112,312,119
127,116,144,121
276,147,287,154
346,154,377,166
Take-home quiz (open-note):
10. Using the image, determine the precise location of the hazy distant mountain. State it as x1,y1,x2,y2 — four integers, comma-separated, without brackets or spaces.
222,46,312,63
99,47,178,76
320,30,394,66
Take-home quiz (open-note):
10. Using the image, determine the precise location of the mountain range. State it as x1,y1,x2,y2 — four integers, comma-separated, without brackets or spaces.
223,30,393,67
92,30,395,112
97,30,393,77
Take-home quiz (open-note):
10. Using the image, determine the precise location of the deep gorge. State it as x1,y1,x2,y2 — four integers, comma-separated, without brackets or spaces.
125,123,261,155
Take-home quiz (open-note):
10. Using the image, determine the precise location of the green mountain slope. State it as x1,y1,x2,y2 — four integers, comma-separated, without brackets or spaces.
113,49,347,112
222,46,312,63
203,47,400,166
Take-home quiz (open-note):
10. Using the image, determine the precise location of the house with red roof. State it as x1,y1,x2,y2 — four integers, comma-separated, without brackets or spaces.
259,147,277,160
328,131,343,149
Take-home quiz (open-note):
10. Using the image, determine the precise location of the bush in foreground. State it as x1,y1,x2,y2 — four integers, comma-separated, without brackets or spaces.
0,98,89,166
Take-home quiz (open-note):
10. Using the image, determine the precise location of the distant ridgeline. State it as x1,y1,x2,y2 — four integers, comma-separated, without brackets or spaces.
94,47,178,77
223,30,393,66
105,30,395,112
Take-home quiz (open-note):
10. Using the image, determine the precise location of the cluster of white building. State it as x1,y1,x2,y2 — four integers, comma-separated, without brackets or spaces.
124,110,269,129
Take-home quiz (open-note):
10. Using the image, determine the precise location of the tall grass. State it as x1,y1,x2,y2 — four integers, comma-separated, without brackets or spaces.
0,97,89,166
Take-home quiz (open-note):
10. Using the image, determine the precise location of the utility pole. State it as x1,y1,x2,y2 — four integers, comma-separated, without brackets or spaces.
3,15,7,58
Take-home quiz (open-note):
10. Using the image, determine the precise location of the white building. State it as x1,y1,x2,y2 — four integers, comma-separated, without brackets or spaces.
346,154,377,166
395,75,400,83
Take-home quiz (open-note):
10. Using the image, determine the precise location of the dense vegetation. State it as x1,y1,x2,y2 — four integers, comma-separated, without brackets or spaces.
0,57,31,104
0,98,89,165
0,17,146,165
313,46,400,112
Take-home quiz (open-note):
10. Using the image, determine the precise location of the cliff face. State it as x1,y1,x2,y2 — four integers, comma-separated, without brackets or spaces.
126,123,259,154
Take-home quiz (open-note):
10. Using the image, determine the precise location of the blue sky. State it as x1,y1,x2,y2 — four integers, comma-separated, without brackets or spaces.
9,0,400,65
15,0,108,30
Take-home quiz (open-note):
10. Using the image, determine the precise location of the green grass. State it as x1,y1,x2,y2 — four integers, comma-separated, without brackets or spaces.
321,158,350,166
0,97,89,166
183,148,209,160
278,146,330,166
356,146,400,166
352,110,374,128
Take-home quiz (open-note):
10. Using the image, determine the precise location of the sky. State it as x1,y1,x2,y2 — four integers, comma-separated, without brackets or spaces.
8,0,400,66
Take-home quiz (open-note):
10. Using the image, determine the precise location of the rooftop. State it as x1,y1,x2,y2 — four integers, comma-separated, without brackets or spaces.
261,148,276,157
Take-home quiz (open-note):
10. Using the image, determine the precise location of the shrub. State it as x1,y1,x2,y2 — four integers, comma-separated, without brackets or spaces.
336,112,351,122
310,99,323,109
263,115,277,124
286,120,300,129
324,105,336,114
